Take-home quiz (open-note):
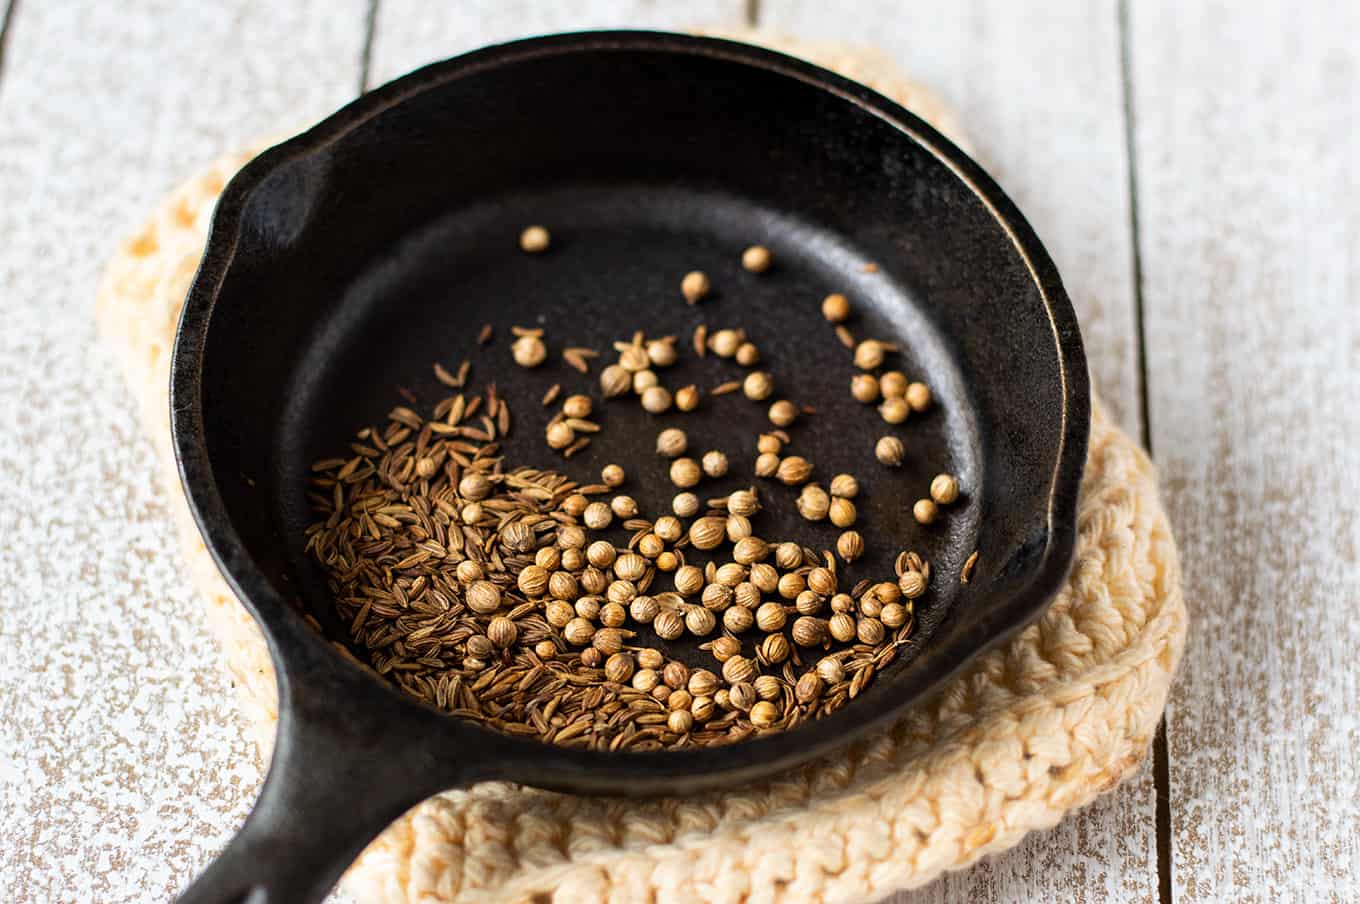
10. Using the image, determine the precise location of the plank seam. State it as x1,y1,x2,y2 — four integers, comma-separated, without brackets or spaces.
359,0,379,94
0,0,19,89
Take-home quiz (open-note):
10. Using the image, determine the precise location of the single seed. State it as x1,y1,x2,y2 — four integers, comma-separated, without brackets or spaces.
711,636,741,662
668,457,701,488
614,552,647,581
702,582,734,611
710,329,743,358
722,655,757,684
879,397,910,424
685,607,716,636
749,701,779,728
743,371,774,401
563,394,592,419
456,560,485,584
653,515,683,542
632,369,658,393
857,617,886,645
776,456,813,486
797,484,831,521
654,610,685,640
672,492,700,518
691,696,716,722
754,453,781,478
741,245,772,272
898,569,927,600
663,662,690,690
549,571,579,600
854,339,888,370
851,373,880,404
519,225,550,253
610,495,639,519
807,567,836,597
725,513,753,542
563,617,596,645
723,606,755,633
755,601,787,633
961,550,980,584
459,472,492,501
601,463,626,487
828,612,857,642
837,530,864,563
778,572,806,600
913,498,939,525
930,473,960,505
822,293,850,323
881,603,909,629
667,709,694,735
583,502,613,530
647,339,678,368
605,652,635,683
829,497,857,528
675,384,701,411
791,616,824,647
517,565,549,597
727,488,761,517
817,657,846,685
545,600,574,628
732,536,769,565
880,371,908,398
796,672,825,704
875,436,905,467
512,334,547,368
689,516,726,550
587,540,617,569
756,433,783,455
681,270,711,304
600,364,632,398
768,400,798,427
774,542,803,570
641,385,673,414
655,551,678,571
656,428,688,458
535,640,558,660
466,580,502,614
830,474,859,499
631,595,662,623
735,342,760,367
702,450,729,478
728,681,757,711
618,345,650,373
906,382,932,412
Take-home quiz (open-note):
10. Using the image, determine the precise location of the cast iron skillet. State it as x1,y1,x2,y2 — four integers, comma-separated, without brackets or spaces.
170,31,1088,904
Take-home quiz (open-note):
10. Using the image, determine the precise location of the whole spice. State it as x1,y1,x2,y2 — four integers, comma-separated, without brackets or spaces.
701,450,729,478
791,616,825,647
723,606,754,633
754,453,780,478
672,492,700,518
600,364,632,397
898,569,927,600
930,473,960,505
906,381,932,412
656,428,688,458
875,436,905,467
681,270,711,304
689,516,726,550
709,329,743,358
821,293,850,323
853,339,889,370
851,374,880,404
879,397,910,424
562,394,592,418
776,456,813,485
828,612,857,642
797,484,831,521
735,342,760,367
647,338,678,368
601,463,626,487
583,502,613,529
880,371,908,398
768,400,798,427
466,580,502,614
743,371,774,401
512,334,547,368
641,385,673,413
829,473,859,498
749,701,779,728
829,497,857,528
654,609,685,640
669,457,702,488
741,244,772,273
913,498,939,525
675,385,701,411
755,601,787,632
519,224,550,253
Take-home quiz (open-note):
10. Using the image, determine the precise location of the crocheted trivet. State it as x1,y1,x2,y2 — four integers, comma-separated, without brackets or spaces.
96,37,1186,904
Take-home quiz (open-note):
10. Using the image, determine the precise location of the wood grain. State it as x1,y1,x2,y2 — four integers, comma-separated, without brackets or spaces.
0,1,364,900
760,2,1155,902
368,0,750,87
1129,1,1360,900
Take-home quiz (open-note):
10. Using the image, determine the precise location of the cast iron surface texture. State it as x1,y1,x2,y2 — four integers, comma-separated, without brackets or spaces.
170,31,1088,903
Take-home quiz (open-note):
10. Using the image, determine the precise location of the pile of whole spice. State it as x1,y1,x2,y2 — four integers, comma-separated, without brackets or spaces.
304,238,963,751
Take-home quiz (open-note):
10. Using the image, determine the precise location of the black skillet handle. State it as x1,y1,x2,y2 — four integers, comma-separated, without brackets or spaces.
176,637,483,904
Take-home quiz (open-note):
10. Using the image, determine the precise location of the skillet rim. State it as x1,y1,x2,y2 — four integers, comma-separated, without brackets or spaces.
169,29,1089,795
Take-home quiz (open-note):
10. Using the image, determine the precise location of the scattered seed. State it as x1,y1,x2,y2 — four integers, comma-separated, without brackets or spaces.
519,225,551,253
682,270,711,304
875,436,905,467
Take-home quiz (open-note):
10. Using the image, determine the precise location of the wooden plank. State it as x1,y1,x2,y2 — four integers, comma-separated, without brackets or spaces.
760,2,1156,901
0,1,364,901
1129,1,1360,900
368,0,751,87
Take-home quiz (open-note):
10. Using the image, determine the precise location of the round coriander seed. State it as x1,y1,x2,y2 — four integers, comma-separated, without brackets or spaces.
672,492,700,518
653,515,683,542
667,709,694,735
583,502,613,530
689,516,726,550
728,680,756,711
691,696,716,722
791,616,825,647
681,270,711,304
828,612,857,643
930,473,960,505
654,609,685,640
837,530,864,563
776,456,813,486
549,571,579,600
710,329,742,358
851,373,880,404
637,648,664,670
913,498,939,525
656,428,688,458
816,657,846,685
898,569,927,600
750,563,778,593
701,582,734,611
768,399,798,427
735,342,760,367
879,397,910,424
727,488,761,517
711,636,741,662
906,381,932,412
796,484,831,521
743,371,774,401
749,700,779,728
632,369,659,394
613,551,647,581
545,599,574,627
669,457,701,488
741,244,772,272
701,450,729,478
630,595,660,623
562,394,592,419
465,580,502,615
796,672,825,704
647,338,678,368
618,345,650,373
512,334,547,368
722,655,757,685
829,497,857,528
631,666,659,691
685,606,716,636
456,559,485,584
560,493,589,517
732,536,769,565
517,566,549,597
723,606,754,633
734,582,761,609
605,652,634,683
755,601,786,632
754,453,781,478
610,495,639,519
795,590,822,616
563,617,595,645
881,602,909,629
774,542,803,570
586,540,616,569
545,421,576,449
880,371,908,398
655,550,678,571
822,292,850,322
675,384,701,411
726,514,752,541
467,634,495,660
759,634,790,664
535,640,558,660
756,433,783,455
519,224,550,253
875,435,905,467
641,385,672,413
778,572,806,600
829,473,859,498
857,617,886,645
600,364,632,398
807,567,836,596
601,463,626,487
853,339,888,370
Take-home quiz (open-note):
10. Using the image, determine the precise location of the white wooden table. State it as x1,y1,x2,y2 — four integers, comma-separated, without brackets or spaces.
0,2,1355,901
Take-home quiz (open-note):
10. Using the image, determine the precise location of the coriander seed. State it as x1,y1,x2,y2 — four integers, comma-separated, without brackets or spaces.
456,560,485,584
655,551,678,571
741,244,772,272
637,648,664,670
750,563,779,593
778,571,806,600
647,338,678,368
686,606,717,636
545,600,574,628
561,493,589,517
512,334,547,368
749,700,779,728
669,457,701,488
583,502,613,529
675,384,701,411
630,595,660,623
930,473,960,505
851,374,880,404
807,567,836,597
776,455,813,485
563,617,595,645
875,436,905,467
618,345,650,373
755,670,784,702
728,514,754,542
711,636,741,662
774,542,802,570
898,569,927,599
722,655,757,685
667,709,695,735
519,224,550,253
484,616,517,649
681,270,711,304
557,524,586,549
600,364,632,397
756,601,787,633
663,661,690,690
641,385,673,413
601,463,626,487
587,540,617,568
816,657,845,685
689,516,726,550
728,681,757,712
829,473,859,498
857,617,886,645
906,381,932,412
879,397,910,424
880,371,908,398
549,571,579,600
517,565,549,597
604,652,634,683
632,668,660,692
735,342,760,367
913,498,939,524
702,583,734,611
610,495,639,519
822,292,850,323
656,428,688,458
881,603,909,629
795,590,823,616
654,609,685,640
723,606,755,633
743,371,774,401
756,433,783,455
829,497,857,528
854,339,888,370
466,580,502,614
796,672,824,704
732,536,769,565
754,452,780,478
562,394,592,419
459,472,492,500
691,696,716,722
546,421,576,451
828,612,857,643
702,450,729,478
672,492,700,518
633,369,659,393
614,552,647,581
606,580,637,605
709,329,741,358
791,616,824,647
535,640,558,660
653,515,683,542
768,399,798,427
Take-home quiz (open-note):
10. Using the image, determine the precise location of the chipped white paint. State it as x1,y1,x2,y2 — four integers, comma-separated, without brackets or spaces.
1130,1,1360,899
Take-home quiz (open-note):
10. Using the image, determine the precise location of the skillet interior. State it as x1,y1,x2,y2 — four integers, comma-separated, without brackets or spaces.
179,32,1087,790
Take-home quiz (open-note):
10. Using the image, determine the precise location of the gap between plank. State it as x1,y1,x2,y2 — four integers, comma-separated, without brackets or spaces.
1118,2,1171,903
358,0,379,94
0,0,19,87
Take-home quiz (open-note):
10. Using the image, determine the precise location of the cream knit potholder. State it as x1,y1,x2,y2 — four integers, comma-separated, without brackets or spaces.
96,37,1186,904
